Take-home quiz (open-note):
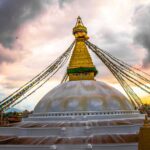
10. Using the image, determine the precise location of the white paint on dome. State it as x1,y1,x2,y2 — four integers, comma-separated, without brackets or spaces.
34,80,134,113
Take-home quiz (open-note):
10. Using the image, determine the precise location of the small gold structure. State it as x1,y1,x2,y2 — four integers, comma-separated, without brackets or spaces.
67,16,97,81
138,114,150,150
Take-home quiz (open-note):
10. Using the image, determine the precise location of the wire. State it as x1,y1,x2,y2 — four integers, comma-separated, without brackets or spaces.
1,41,75,111
86,41,150,83
9,52,71,110
86,41,144,108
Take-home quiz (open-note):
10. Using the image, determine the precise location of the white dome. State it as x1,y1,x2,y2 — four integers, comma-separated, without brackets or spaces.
34,80,134,113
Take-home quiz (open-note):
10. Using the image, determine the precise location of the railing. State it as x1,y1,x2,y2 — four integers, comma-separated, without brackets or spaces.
0,143,138,150
31,110,139,118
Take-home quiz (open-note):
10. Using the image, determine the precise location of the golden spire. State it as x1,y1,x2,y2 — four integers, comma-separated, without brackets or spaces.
67,17,97,81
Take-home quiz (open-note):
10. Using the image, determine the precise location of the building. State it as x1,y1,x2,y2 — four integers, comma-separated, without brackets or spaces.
0,17,145,150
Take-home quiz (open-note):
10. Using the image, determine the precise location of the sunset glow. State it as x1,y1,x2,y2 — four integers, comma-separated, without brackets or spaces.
0,0,150,110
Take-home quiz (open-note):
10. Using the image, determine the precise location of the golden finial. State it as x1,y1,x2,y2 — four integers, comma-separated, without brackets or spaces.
76,16,83,26
73,16,89,40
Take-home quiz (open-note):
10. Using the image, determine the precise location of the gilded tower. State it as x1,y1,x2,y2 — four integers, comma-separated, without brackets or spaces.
67,16,97,81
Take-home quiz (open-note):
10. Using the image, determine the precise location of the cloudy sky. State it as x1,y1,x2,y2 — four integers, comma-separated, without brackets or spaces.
0,0,150,110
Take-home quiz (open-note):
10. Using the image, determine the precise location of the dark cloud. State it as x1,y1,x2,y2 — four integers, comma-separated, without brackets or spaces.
0,0,51,48
58,0,74,8
133,4,150,68
0,43,22,64
89,27,141,83
0,0,72,65
0,51,15,64
93,29,137,64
